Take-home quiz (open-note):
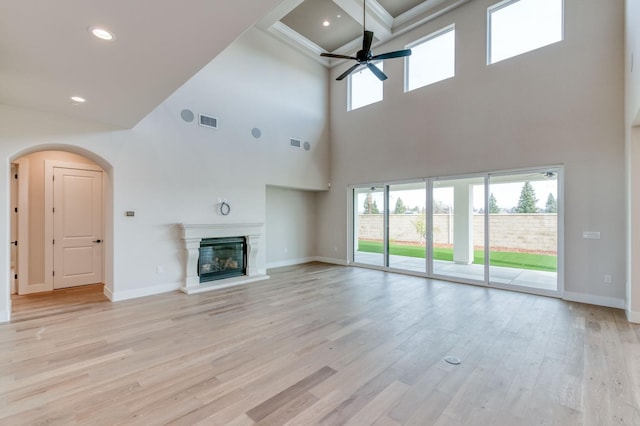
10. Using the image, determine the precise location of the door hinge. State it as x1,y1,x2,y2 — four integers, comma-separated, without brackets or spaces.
53,207,55,213
14,174,18,180
14,207,18,213
53,239,55,245
53,271,55,276
11,241,17,246
14,274,18,280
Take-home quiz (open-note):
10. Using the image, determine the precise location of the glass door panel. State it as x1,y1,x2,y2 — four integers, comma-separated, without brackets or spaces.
388,182,427,272
488,171,558,292
432,177,485,282
353,186,386,266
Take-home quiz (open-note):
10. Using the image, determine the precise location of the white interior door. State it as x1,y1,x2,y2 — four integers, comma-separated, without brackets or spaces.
53,167,103,289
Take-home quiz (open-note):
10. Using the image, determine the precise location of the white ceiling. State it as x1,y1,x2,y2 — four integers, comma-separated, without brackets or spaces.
0,0,469,129
260,0,471,64
0,0,283,128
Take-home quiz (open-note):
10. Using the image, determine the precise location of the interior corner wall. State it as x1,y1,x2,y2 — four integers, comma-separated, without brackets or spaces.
265,186,319,268
318,0,626,306
0,27,329,320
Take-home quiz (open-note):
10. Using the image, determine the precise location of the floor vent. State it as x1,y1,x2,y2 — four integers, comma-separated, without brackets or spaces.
199,114,218,129
290,138,301,148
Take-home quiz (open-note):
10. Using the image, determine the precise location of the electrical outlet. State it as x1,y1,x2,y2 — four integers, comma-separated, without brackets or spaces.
604,274,612,284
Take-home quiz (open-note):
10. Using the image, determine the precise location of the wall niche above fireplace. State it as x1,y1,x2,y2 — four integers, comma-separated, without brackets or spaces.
179,223,269,294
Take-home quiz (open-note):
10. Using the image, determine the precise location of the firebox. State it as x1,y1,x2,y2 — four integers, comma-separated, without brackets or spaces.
198,237,246,282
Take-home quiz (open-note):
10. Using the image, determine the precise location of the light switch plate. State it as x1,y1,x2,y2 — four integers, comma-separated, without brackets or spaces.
582,231,600,239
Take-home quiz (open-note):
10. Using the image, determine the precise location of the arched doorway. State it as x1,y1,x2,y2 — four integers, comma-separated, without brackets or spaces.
6,145,114,320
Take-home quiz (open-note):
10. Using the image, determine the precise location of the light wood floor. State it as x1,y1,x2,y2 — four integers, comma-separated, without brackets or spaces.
1,263,639,425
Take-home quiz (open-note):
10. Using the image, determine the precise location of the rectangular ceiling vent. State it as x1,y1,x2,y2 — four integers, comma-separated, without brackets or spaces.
199,114,218,129
290,138,301,148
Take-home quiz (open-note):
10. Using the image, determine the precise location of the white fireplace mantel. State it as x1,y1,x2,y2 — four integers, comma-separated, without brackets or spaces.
178,223,269,295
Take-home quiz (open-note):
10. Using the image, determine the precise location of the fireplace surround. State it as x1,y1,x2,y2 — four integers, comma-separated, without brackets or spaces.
179,223,269,294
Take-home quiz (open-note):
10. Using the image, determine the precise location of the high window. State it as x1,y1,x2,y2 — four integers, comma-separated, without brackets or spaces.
488,0,563,64
349,62,383,111
405,25,455,92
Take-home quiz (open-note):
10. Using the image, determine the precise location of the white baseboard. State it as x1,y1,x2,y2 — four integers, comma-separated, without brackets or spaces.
563,291,626,310
266,256,349,269
103,285,114,301
106,282,181,302
0,308,10,323
313,256,348,266
626,309,640,324
267,257,316,269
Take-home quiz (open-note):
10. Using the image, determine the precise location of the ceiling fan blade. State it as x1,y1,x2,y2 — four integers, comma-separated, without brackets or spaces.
336,63,362,81
371,49,412,61
363,30,374,54
321,53,357,60
367,63,387,81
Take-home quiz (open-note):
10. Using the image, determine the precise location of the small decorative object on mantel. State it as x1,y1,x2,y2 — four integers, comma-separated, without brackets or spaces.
219,200,230,216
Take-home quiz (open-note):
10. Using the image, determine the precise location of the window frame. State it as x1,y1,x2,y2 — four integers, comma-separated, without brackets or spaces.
348,165,564,299
487,0,564,65
348,61,384,111
404,24,456,93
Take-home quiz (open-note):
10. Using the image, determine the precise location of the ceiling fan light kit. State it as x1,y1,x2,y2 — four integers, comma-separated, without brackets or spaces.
320,0,412,81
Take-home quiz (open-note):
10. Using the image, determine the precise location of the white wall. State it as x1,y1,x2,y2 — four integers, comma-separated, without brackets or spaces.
318,0,626,306
626,0,640,321
265,186,318,268
0,28,329,320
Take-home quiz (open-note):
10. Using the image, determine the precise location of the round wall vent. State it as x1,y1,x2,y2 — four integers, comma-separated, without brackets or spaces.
303,141,311,151
181,109,195,122
251,128,262,139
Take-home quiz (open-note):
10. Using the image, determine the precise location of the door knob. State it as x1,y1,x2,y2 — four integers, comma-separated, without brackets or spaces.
93,239,102,243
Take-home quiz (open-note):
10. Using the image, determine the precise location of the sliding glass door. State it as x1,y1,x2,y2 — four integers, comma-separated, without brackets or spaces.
350,167,562,297
353,186,386,266
388,182,427,273
488,170,559,292
431,176,486,283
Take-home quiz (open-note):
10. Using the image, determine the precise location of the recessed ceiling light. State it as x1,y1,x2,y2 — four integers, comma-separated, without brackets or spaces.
322,20,331,27
337,14,342,18
70,96,86,104
89,26,115,41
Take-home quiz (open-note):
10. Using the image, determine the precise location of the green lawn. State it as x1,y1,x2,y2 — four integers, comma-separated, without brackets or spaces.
357,240,557,272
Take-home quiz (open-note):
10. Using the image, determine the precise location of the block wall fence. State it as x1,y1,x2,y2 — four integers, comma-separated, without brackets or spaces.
356,214,557,253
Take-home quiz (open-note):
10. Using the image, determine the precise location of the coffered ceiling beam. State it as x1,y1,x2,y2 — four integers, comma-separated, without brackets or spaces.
256,0,305,30
332,0,393,42
263,21,329,65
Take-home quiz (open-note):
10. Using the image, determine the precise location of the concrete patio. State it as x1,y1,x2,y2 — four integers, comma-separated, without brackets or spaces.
354,251,558,292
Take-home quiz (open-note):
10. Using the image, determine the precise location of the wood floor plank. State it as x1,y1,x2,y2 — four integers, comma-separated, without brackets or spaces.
246,366,336,422
0,262,638,425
